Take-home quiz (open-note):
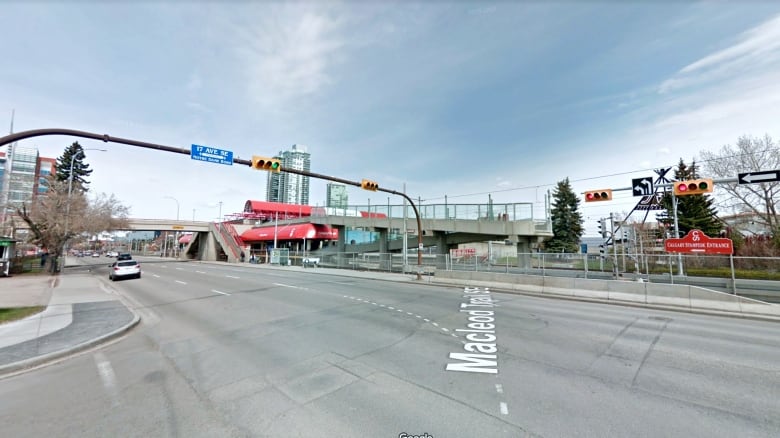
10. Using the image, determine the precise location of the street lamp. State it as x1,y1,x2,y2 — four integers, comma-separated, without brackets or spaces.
163,196,180,258
64,148,106,262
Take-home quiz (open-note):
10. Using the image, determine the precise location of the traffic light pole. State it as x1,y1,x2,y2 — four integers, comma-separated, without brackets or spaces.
0,128,426,280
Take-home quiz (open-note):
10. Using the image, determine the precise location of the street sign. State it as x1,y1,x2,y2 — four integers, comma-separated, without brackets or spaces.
737,170,780,185
172,225,184,230
632,177,654,196
664,229,733,255
191,144,233,166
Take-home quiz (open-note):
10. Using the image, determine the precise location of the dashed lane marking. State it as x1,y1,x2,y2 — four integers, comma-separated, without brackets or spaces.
175,280,186,285
212,289,230,296
500,402,509,415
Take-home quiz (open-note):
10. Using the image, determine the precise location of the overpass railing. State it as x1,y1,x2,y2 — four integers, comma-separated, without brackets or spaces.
312,202,541,221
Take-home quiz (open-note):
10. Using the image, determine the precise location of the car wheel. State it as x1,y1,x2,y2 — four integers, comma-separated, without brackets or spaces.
137,273,141,279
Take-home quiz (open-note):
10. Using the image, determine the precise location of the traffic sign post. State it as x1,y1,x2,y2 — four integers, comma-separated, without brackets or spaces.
191,144,233,166
738,170,780,185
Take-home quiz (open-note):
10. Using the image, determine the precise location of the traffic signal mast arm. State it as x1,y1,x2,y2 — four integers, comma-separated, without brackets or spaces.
0,128,426,280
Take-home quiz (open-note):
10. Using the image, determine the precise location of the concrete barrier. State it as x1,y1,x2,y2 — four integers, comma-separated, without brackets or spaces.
606,280,647,304
433,270,780,320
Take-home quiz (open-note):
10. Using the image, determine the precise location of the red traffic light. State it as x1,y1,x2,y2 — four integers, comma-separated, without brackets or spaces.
673,179,713,196
584,189,613,202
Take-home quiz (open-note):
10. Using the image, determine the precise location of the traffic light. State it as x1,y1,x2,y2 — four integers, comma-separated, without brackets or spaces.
361,179,379,191
584,189,613,202
251,156,281,172
599,244,605,259
673,178,713,196
597,218,608,238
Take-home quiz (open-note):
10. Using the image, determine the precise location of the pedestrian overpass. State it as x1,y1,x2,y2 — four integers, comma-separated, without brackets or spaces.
123,201,554,265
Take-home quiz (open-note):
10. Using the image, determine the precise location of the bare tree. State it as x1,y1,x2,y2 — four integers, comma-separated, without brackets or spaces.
700,135,780,235
16,177,129,272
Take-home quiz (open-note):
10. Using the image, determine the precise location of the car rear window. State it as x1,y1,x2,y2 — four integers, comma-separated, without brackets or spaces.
118,261,138,267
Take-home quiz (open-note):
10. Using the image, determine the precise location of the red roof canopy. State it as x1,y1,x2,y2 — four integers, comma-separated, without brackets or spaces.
241,223,338,242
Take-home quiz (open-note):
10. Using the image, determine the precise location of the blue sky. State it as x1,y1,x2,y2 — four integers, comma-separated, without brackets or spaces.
2,1,780,235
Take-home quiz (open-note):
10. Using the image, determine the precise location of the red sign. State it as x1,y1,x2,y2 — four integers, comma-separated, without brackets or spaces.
664,229,733,255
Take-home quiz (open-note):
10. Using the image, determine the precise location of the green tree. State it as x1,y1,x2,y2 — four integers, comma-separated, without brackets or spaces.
16,177,129,273
546,177,584,253
658,158,721,237
55,142,94,192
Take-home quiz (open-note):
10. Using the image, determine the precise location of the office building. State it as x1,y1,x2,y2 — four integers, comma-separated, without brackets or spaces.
266,144,311,205
326,183,348,209
0,144,56,236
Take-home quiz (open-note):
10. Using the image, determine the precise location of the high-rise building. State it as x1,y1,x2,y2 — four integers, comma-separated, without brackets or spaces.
326,183,348,209
1,144,56,236
266,144,311,205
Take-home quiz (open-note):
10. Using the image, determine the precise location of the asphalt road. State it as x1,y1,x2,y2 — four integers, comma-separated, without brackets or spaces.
1,256,778,437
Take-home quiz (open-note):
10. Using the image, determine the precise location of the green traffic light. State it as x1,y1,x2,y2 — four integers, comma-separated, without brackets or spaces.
698,182,708,189
271,162,279,169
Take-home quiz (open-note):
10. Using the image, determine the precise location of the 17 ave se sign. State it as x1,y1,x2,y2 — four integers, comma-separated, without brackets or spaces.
738,170,780,185
191,144,233,166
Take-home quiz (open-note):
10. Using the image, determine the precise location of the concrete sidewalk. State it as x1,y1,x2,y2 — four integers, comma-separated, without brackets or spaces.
0,272,139,376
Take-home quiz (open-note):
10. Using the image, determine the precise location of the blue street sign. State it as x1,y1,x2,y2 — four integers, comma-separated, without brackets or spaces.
191,144,233,166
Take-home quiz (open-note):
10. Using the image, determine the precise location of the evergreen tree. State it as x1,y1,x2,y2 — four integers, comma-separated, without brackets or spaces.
55,142,93,192
546,177,584,253
658,158,721,237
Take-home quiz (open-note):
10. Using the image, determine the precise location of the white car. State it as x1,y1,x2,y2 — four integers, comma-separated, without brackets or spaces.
109,260,141,280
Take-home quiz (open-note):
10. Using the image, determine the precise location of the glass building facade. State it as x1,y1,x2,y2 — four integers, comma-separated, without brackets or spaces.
266,144,311,205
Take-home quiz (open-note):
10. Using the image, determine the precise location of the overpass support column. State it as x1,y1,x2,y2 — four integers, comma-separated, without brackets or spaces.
378,228,390,271
335,225,347,269
516,237,531,270
435,231,450,269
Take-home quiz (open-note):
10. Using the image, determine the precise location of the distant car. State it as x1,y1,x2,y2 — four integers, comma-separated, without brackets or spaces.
106,251,119,257
92,252,101,258
117,253,132,261
109,260,141,280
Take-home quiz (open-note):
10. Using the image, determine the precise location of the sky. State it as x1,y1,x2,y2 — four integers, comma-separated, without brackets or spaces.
2,1,780,236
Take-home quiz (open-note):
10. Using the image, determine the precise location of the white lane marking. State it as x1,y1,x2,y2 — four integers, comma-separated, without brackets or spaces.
226,275,240,279
212,289,230,296
273,283,300,289
406,312,413,315
94,353,121,407
175,267,184,270
388,307,395,310
441,328,450,332
423,318,430,322
432,322,439,327
196,271,206,274
416,315,422,319
175,280,187,285
396,309,403,312
152,274,160,278
451,333,458,338
495,384,504,394
379,304,386,307
500,402,509,415
371,302,378,305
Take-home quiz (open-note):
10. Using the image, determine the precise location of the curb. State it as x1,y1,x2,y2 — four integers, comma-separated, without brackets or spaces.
0,309,141,378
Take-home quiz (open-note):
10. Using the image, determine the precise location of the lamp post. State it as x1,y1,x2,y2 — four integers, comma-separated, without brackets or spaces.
64,148,106,264
164,196,180,258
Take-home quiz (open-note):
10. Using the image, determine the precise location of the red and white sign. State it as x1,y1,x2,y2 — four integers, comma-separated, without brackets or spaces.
450,248,476,257
664,229,733,255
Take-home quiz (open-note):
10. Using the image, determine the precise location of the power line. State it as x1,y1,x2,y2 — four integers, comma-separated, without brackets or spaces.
421,143,779,202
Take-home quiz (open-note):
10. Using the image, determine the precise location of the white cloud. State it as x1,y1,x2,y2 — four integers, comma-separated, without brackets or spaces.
225,5,346,108
659,14,780,93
